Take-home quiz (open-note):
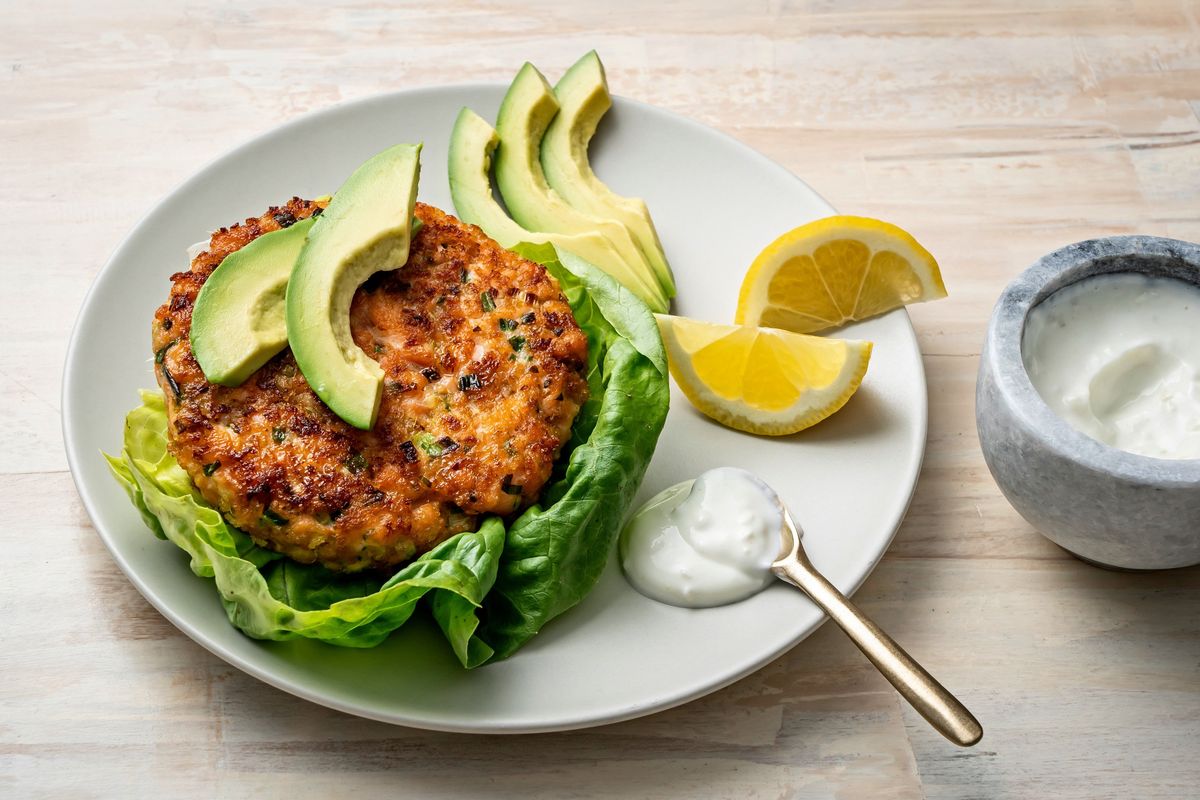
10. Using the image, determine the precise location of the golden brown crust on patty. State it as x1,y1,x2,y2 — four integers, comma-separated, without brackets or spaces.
152,200,589,572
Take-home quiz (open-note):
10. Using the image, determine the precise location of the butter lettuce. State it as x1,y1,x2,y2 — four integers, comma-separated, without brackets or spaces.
106,244,668,667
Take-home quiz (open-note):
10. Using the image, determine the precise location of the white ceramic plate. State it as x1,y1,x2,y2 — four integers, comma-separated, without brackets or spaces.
64,84,927,733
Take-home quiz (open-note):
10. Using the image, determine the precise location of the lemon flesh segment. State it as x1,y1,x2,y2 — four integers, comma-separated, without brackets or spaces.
737,216,946,334
656,315,872,436
765,254,841,323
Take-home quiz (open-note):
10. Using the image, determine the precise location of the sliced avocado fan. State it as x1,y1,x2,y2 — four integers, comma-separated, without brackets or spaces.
450,107,664,311
190,216,316,386
286,143,422,430
542,51,675,301
491,63,668,312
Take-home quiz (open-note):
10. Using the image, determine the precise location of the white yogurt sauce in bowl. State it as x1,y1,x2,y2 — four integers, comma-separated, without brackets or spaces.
1022,271,1200,460
619,467,783,608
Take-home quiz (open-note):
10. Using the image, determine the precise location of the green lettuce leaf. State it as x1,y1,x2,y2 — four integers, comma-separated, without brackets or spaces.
108,390,504,661
483,243,670,658
105,244,668,666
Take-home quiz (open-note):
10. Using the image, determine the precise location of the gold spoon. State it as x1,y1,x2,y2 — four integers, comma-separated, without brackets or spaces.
772,504,983,747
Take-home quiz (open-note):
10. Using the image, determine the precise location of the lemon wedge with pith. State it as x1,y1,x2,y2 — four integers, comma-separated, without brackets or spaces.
736,216,946,334
656,315,872,436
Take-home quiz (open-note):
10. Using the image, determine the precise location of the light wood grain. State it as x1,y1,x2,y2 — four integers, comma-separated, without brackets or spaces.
3,1,1199,797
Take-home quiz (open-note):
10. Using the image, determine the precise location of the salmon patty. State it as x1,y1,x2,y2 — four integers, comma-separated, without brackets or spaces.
153,199,590,572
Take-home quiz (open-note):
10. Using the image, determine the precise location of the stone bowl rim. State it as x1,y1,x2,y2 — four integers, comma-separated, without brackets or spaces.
986,234,1200,488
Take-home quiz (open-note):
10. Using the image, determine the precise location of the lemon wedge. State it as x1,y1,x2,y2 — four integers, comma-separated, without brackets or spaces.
656,315,872,436
736,216,946,334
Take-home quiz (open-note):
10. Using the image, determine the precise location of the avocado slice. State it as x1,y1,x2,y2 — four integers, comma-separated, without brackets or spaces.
450,107,665,307
492,64,668,312
542,52,675,300
286,143,421,430
190,216,316,387
449,108,546,248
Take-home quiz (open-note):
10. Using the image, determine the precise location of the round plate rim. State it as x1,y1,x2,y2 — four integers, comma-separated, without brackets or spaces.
62,81,927,733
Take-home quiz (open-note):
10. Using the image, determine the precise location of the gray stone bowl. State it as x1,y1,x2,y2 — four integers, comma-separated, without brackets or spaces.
976,235,1200,570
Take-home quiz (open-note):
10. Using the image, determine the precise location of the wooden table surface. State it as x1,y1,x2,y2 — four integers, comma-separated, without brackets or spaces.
4,1,1199,797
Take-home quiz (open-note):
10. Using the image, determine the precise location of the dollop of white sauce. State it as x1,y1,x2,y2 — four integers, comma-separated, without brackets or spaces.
619,467,783,608
1022,272,1200,459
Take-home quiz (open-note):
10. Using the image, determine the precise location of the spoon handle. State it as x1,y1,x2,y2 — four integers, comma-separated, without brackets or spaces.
772,552,983,747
